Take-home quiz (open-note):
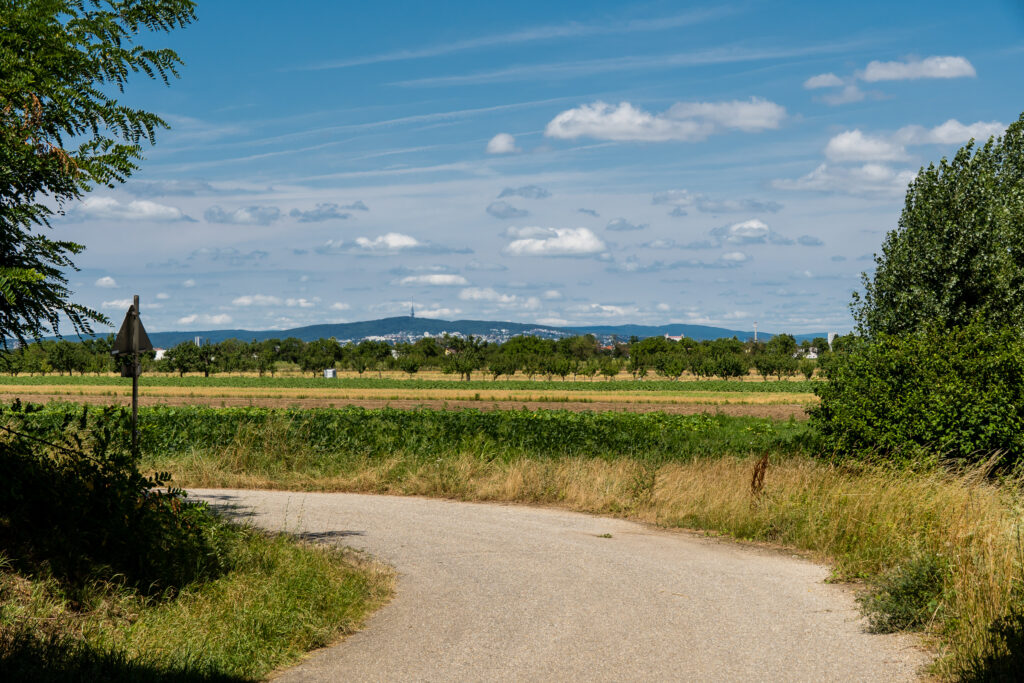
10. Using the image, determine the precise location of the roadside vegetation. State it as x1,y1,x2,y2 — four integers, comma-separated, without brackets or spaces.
0,402,392,681
6,402,999,681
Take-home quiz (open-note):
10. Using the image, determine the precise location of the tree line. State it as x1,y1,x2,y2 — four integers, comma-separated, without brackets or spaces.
1,332,835,381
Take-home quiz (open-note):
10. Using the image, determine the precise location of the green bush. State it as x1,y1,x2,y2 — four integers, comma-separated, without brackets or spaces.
859,553,946,633
0,401,232,594
810,320,1024,466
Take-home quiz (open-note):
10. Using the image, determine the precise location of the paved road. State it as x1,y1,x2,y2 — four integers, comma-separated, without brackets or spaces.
192,489,928,682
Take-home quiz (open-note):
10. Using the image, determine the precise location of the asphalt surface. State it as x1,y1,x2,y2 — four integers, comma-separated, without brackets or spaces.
191,489,928,682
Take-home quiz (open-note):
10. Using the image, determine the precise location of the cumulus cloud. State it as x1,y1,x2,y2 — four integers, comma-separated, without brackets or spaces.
182,279,196,288
710,219,794,246
821,85,866,106
156,292,170,300
544,97,785,142
330,302,351,311
459,287,517,303
894,119,1005,145
465,259,508,272
652,189,695,206
486,201,529,219
669,207,688,217
204,205,281,225
797,235,825,246
177,313,233,326
503,226,607,256
486,133,519,154
861,56,976,82
825,130,906,162
415,307,461,319
316,232,471,255
498,184,551,199
803,72,844,89
286,298,316,308
605,217,647,232
94,276,118,288
578,208,600,217
70,197,194,222
772,163,917,196
232,294,282,306
398,274,470,286
695,197,782,214
101,298,133,309
289,203,354,222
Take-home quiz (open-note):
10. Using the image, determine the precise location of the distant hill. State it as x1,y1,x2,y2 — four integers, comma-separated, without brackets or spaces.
71,316,826,347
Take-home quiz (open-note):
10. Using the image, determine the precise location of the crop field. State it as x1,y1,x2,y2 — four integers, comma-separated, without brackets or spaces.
0,373,817,418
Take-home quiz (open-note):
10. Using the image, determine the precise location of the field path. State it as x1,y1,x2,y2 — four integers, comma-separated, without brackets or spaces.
192,489,927,682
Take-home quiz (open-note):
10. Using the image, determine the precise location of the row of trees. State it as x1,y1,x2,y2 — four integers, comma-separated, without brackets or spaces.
1,331,833,381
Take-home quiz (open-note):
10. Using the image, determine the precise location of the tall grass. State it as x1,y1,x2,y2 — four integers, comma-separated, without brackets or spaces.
139,417,1024,680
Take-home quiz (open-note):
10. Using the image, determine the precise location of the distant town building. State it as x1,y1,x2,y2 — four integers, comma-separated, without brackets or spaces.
664,334,685,342
323,368,337,379
153,348,166,361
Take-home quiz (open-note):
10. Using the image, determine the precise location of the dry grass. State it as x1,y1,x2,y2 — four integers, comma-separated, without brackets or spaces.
157,450,1024,679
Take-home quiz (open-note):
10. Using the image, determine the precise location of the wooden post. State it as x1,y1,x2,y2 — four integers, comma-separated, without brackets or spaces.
132,294,139,457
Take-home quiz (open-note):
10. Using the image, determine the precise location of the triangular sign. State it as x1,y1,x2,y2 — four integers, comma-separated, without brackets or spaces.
112,305,153,354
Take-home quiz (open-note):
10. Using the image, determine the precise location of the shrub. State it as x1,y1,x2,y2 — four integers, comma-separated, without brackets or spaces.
859,553,946,633
810,319,1024,466
0,401,231,594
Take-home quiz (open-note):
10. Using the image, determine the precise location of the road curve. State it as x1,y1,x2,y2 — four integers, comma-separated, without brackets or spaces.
191,489,928,682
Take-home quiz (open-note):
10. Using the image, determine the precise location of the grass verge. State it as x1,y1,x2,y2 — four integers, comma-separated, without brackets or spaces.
149,443,1024,680
0,517,393,682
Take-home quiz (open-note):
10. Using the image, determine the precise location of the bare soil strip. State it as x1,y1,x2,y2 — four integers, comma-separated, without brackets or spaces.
0,392,810,419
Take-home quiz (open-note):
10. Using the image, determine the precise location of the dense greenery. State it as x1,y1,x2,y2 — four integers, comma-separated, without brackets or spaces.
817,114,1024,466
9,403,812,464
854,114,1024,336
1,0,196,346
812,320,1024,466
2,331,824,382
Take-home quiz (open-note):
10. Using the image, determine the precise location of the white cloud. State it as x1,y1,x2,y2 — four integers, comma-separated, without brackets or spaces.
94,276,118,288
543,290,563,300
821,84,866,105
825,130,906,162
895,119,1005,145
503,227,607,256
101,298,133,309
487,201,529,219
177,313,233,326
399,274,470,286
486,133,519,154
182,279,196,288
459,287,517,303
204,205,281,225
73,196,193,222
544,97,785,142
713,219,771,244
803,72,844,89
772,163,917,196
285,298,316,308
155,292,170,300
356,232,422,250
330,302,351,311
651,189,695,207
861,56,976,82
720,251,749,263
416,307,461,318
232,294,283,306
606,217,647,231
536,317,569,326
498,185,550,199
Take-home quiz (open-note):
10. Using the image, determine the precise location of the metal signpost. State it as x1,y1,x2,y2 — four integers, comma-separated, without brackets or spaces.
111,295,152,456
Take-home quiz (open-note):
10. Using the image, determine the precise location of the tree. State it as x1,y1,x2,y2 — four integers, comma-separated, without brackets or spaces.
853,114,1024,336
1,1,196,347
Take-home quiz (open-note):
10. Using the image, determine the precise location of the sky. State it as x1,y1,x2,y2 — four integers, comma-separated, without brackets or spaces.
58,0,1024,335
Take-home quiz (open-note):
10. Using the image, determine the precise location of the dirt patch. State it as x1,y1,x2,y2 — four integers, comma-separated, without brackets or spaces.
0,392,809,419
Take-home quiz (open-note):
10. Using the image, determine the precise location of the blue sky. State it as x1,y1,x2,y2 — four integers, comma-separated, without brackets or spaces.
59,0,1024,335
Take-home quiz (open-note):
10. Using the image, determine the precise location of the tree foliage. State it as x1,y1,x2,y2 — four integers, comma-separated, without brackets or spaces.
0,0,196,346
854,114,1024,336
